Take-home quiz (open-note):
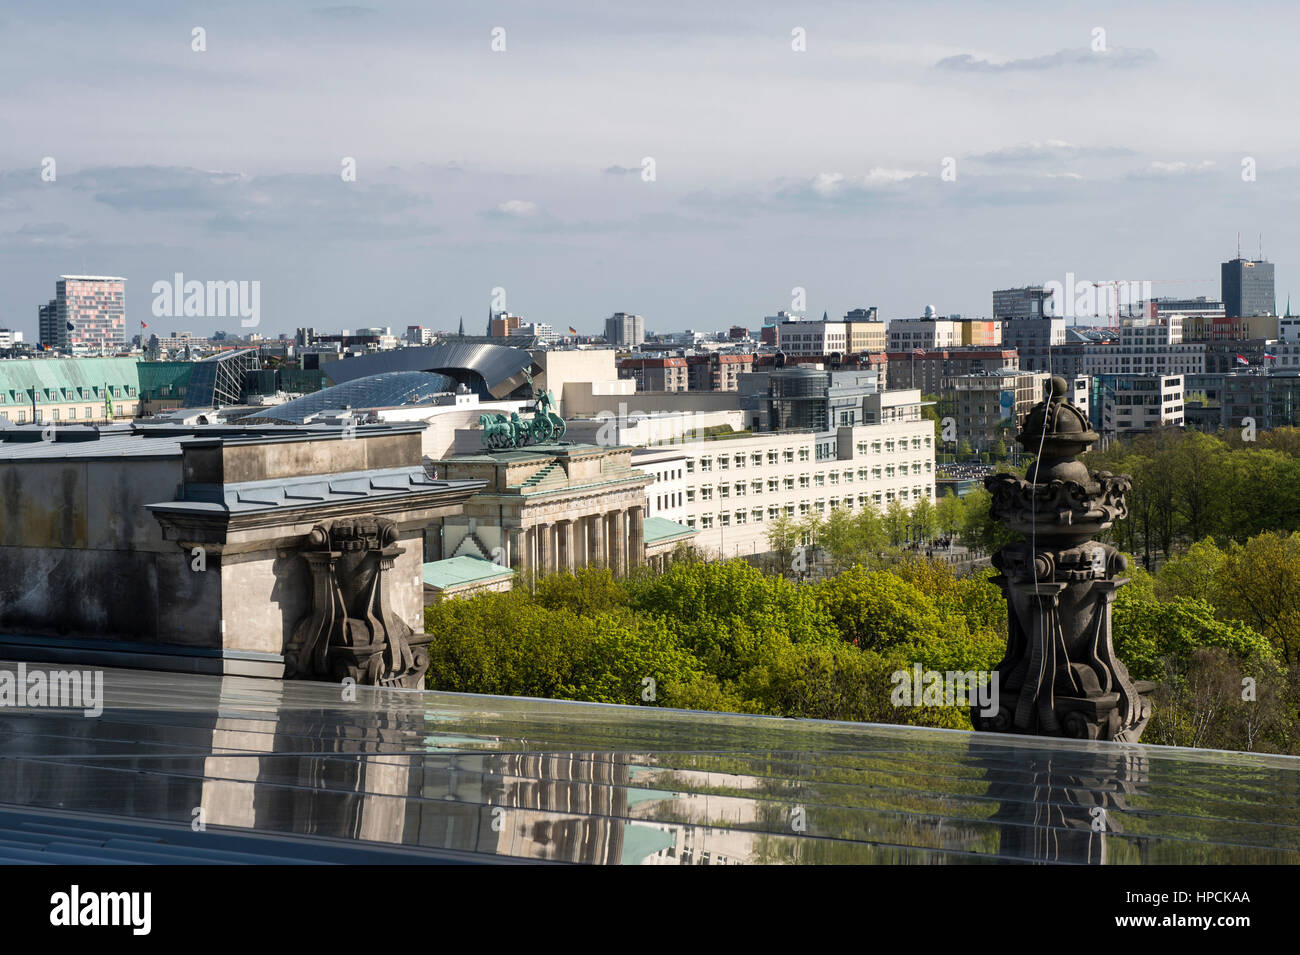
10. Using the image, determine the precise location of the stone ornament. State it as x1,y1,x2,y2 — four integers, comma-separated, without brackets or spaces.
287,516,428,688
972,376,1154,742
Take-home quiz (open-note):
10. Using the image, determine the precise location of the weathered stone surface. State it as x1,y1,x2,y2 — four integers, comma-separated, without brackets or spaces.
285,516,430,688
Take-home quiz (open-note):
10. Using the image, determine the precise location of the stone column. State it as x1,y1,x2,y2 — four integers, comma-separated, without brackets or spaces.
628,506,645,568
562,520,577,572
509,527,526,572
587,514,605,568
610,510,626,576
531,524,544,576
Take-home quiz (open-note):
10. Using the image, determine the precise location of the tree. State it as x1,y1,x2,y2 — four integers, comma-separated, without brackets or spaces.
910,497,938,542
935,492,965,538
883,498,909,546
957,486,1021,552
1155,538,1227,603
1215,532,1300,664
818,505,861,572
765,512,799,575
813,565,944,652
1112,593,1276,682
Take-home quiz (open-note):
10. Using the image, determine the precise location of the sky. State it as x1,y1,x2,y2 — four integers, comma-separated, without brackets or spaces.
1,0,1298,339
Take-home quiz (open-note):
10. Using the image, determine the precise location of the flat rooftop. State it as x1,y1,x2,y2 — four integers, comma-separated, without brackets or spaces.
0,664,1295,864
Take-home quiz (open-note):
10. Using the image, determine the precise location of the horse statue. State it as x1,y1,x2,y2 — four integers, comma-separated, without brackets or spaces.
479,412,515,450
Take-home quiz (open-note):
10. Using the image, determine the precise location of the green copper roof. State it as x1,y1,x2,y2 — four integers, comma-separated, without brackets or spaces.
643,516,698,545
0,357,140,405
422,555,514,590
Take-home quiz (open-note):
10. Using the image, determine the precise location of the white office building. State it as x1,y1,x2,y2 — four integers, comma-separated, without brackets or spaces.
633,390,934,558
776,318,849,356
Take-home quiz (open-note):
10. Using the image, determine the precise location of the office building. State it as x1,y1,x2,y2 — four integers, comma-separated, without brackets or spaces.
886,312,958,351
1082,315,1204,378
605,312,646,347
993,286,1052,321
776,317,849,357
1222,257,1275,318
999,318,1067,372
43,276,127,353
634,389,934,558
884,348,1018,394
1100,374,1184,436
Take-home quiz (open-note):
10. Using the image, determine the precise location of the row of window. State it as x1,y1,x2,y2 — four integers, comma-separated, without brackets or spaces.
684,488,934,528
685,464,932,502
8,405,136,423
0,385,135,404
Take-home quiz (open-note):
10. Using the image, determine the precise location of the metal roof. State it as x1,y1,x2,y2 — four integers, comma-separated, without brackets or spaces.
0,357,139,406
148,466,481,516
325,342,536,399
642,516,698,545
422,556,514,589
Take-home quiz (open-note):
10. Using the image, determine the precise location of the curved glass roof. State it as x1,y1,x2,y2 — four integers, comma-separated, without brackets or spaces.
239,371,455,424
324,342,536,399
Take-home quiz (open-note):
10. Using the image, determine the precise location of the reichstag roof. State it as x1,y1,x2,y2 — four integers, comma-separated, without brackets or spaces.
0,664,1296,864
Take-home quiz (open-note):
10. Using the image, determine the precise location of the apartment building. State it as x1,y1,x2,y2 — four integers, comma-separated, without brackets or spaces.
940,371,1050,452
685,353,753,391
884,348,1018,394
617,356,689,392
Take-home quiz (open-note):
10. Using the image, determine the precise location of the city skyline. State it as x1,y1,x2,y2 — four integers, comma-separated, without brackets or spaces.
3,1,1299,337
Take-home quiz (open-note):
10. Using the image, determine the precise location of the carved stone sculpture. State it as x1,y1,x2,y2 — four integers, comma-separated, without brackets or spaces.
972,376,1155,742
286,516,429,688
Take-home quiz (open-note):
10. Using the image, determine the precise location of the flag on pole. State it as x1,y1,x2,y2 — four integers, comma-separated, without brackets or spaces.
1235,353,1250,365
1264,352,1277,360
568,326,578,335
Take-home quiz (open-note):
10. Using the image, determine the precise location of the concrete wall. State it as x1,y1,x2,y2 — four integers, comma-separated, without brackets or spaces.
563,388,741,419
0,455,218,644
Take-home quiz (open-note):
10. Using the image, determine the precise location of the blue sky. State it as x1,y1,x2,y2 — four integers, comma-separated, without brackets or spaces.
1,0,1296,337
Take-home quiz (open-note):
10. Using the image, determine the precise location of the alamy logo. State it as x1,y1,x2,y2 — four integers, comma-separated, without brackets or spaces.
50,886,151,935
890,664,999,717
0,663,103,717
1043,273,1151,321
151,272,261,327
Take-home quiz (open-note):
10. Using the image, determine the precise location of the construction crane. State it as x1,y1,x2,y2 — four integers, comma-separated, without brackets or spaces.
1080,279,1217,329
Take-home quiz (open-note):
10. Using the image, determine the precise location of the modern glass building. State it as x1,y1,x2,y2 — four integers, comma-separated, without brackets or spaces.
53,275,127,353
238,371,456,423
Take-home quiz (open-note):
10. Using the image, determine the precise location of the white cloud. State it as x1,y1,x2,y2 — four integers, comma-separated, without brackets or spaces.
495,199,539,217
811,168,925,196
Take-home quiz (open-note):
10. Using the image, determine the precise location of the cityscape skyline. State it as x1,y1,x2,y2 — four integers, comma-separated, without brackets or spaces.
3,1,1300,337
